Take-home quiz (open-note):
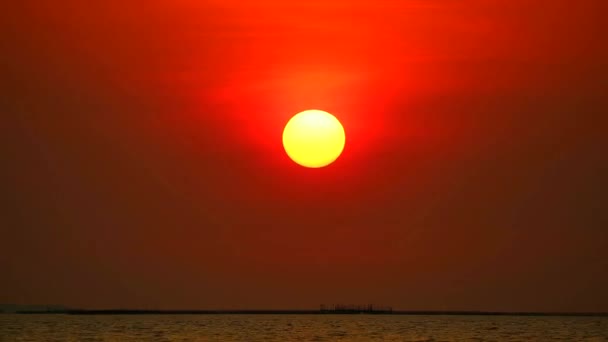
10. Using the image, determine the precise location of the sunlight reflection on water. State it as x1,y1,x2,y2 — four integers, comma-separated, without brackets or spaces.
1,314,607,341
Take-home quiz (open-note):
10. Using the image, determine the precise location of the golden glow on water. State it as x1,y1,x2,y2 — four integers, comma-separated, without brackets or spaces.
2,315,606,341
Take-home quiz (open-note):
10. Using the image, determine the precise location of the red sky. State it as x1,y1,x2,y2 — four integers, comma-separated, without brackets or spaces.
2,0,607,311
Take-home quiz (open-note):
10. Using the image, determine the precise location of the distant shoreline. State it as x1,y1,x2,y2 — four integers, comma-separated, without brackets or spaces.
11,310,608,317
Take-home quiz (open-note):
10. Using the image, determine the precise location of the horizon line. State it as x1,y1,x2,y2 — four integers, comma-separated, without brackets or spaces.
9,309,608,317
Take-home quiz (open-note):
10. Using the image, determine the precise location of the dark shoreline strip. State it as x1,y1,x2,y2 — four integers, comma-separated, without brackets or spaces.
13,310,608,317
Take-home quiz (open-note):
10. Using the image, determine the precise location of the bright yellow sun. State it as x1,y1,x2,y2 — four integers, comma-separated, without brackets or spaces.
282,110,346,168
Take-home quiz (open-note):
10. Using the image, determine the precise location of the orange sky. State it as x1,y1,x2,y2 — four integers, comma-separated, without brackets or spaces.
2,0,607,311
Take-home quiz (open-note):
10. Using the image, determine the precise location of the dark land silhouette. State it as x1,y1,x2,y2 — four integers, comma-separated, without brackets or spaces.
5,304,607,317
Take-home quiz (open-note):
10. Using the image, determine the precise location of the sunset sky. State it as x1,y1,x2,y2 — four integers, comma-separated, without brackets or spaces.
2,0,607,312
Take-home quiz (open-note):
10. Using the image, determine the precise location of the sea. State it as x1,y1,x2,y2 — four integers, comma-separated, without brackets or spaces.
1,314,607,341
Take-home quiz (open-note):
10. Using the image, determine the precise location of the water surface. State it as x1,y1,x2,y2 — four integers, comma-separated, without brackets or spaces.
2,314,607,341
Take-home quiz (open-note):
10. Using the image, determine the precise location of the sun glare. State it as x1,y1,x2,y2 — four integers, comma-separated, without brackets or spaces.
282,110,346,168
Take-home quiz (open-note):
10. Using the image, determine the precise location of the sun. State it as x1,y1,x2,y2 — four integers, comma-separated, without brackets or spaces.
282,110,346,168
